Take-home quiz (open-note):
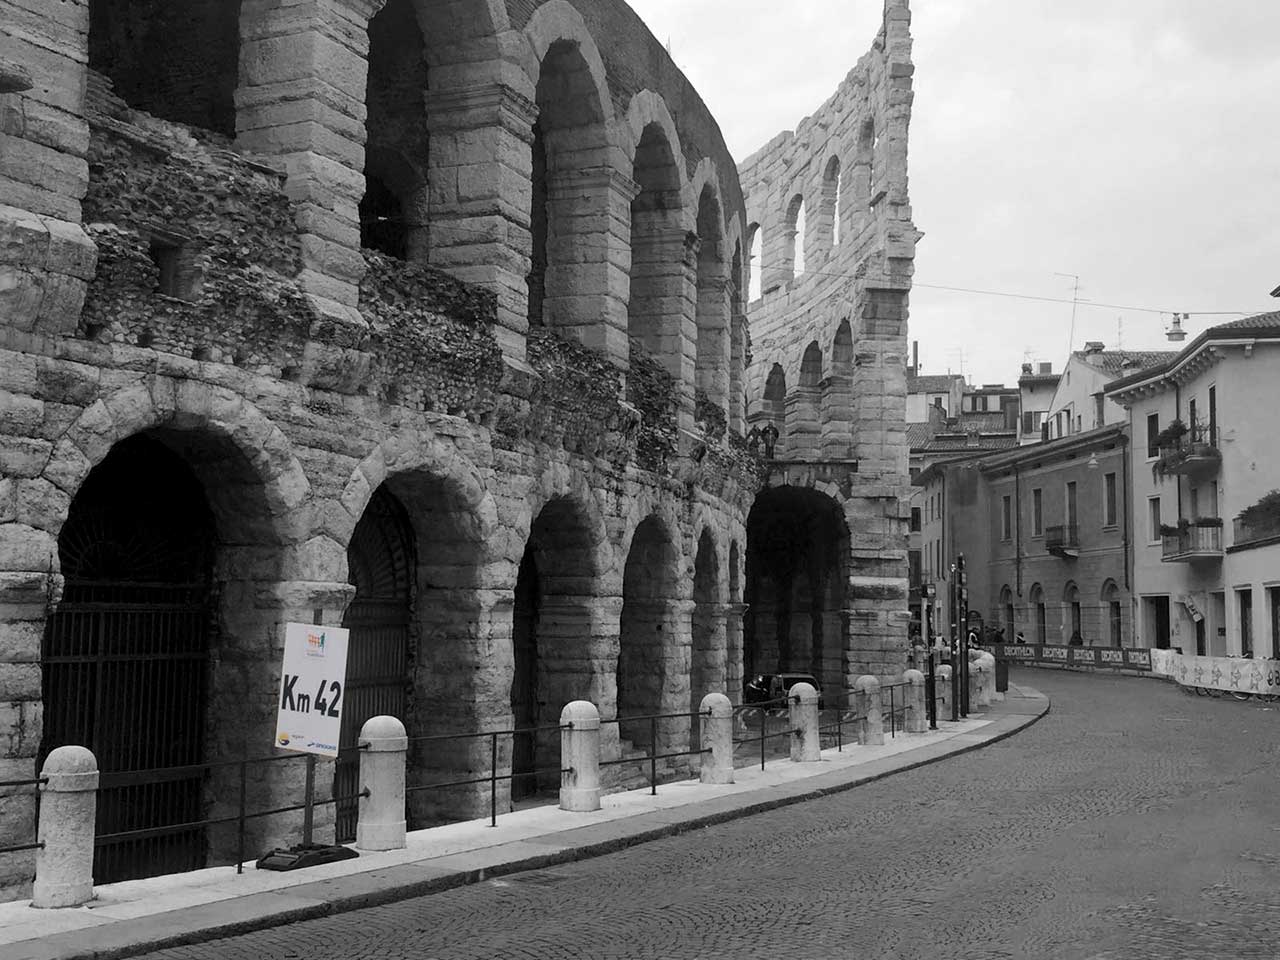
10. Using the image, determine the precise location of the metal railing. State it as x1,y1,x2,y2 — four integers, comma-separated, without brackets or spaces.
90,747,369,878
600,709,711,794
817,706,862,751
405,724,571,827
732,696,796,770
882,681,910,739
0,776,47,855
1045,523,1079,550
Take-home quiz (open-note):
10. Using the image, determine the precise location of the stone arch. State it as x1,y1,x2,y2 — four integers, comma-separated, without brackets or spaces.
626,108,686,375
745,486,849,702
360,0,430,260
855,116,876,213
789,341,823,457
1064,580,1082,641
1101,579,1123,647
784,192,806,279
89,0,242,136
38,386,311,878
999,584,1015,639
690,528,725,749
414,0,510,64
510,492,607,801
1029,582,1047,643
617,514,684,754
821,319,855,458
820,155,843,249
746,222,763,302
799,341,823,388
695,182,730,409
522,4,620,352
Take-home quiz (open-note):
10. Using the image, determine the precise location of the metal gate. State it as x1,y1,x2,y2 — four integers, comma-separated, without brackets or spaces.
42,580,211,883
335,487,414,842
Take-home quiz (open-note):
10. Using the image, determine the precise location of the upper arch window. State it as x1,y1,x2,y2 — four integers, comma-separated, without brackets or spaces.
746,223,763,302
361,0,429,260
785,193,806,279
821,157,842,248
763,363,787,402
89,0,242,136
800,341,822,388
695,184,728,405
628,122,684,359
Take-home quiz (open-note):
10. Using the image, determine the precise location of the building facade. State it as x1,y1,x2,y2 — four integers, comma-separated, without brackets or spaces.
1106,314,1280,660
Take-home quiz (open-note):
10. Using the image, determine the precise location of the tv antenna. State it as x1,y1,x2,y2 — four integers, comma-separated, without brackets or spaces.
1055,272,1082,354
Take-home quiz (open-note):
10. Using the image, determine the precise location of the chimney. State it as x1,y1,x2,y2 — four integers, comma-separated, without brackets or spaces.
912,340,919,377
1083,341,1105,354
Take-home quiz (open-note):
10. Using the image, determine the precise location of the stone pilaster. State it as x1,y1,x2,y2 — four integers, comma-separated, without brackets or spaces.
785,388,822,458
729,313,747,433
543,166,638,368
820,374,855,459
695,274,731,408
724,601,748,705
234,0,381,332
425,82,540,363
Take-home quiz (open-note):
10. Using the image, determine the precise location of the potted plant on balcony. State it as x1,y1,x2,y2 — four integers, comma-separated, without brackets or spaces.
1152,419,1190,480
1191,516,1223,528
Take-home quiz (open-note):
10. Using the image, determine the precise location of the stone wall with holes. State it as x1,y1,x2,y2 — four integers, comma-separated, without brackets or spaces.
738,0,920,681
0,0,757,900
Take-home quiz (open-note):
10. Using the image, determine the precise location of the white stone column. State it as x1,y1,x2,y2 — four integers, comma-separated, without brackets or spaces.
699,693,734,784
559,700,601,812
855,675,884,746
33,746,98,909
788,681,821,762
356,715,407,852
724,602,749,706
902,669,927,733
938,664,952,713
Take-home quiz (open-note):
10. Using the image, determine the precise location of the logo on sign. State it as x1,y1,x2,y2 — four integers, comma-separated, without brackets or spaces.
305,631,327,658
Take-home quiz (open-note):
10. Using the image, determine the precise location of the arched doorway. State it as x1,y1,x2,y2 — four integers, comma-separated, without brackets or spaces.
618,516,680,752
509,496,603,804
335,485,415,841
43,435,215,883
690,530,723,751
745,487,848,702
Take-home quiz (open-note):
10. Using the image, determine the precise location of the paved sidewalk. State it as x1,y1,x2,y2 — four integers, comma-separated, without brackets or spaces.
2,685,1048,960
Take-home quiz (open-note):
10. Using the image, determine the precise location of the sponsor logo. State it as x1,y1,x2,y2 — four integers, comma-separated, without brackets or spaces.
1100,649,1125,664
1041,646,1068,661
306,741,337,752
305,631,326,658
277,734,291,746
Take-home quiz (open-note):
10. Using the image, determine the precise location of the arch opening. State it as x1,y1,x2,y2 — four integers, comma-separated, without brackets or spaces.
527,39,609,329
1101,580,1123,648
695,185,728,407
999,584,1015,641
746,223,763,302
628,123,684,362
335,484,416,841
361,0,430,260
617,517,681,753
43,428,282,883
822,156,842,248
786,193,807,278
1030,583,1047,644
690,530,724,751
744,487,849,704
89,0,241,136
510,496,602,802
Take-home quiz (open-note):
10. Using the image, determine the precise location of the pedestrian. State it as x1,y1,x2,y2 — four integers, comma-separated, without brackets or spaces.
1015,631,1026,645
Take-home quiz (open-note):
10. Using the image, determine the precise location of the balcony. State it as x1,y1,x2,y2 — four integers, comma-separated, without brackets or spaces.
1153,421,1222,481
1161,521,1223,562
1045,523,1079,559
1232,516,1280,551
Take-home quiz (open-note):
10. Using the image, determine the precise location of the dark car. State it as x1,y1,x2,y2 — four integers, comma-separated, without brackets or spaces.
743,673,824,709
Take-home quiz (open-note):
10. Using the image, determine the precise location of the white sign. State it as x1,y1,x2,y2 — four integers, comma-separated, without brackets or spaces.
274,622,350,757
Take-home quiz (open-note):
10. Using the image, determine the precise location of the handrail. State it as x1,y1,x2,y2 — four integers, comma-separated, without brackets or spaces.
600,707,713,795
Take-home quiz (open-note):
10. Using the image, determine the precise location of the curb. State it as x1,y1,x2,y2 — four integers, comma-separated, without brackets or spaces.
24,698,1049,960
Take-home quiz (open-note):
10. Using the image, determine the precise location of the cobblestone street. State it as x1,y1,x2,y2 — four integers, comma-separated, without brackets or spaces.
141,670,1280,960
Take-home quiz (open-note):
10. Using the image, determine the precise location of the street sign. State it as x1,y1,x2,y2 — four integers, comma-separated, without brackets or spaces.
274,622,350,757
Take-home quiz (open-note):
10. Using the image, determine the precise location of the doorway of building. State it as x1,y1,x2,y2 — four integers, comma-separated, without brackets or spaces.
1144,596,1171,650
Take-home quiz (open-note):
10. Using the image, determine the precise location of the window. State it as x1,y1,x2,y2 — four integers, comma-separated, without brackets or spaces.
1093,392,1105,428
1188,398,1197,436
1103,472,1117,527
1031,583,1046,643
1146,413,1160,458
1207,481,1218,518
1022,410,1043,435
1075,414,1082,433
1148,497,1161,542
1190,485,1199,519
1065,583,1081,641
910,507,921,532
1269,586,1280,660
1001,495,1012,541
1103,582,1123,647
1208,385,1217,445
1032,488,1043,536
1065,481,1078,529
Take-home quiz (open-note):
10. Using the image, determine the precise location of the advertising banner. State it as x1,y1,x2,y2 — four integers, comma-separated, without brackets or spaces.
993,644,1151,672
274,622,350,757
1155,651,1280,695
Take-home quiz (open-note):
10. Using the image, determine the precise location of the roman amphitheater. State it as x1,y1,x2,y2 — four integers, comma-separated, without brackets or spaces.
0,0,917,896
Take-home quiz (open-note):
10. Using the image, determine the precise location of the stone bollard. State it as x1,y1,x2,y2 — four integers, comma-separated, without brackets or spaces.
560,700,601,812
356,715,407,851
855,675,884,746
788,682,821,762
938,664,952,711
968,657,984,710
34,746,98,908
902,669,928,734
977,652,997,706
700,693,735,784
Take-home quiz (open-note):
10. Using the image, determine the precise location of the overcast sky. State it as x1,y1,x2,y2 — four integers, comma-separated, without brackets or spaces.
628,0,1280,386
